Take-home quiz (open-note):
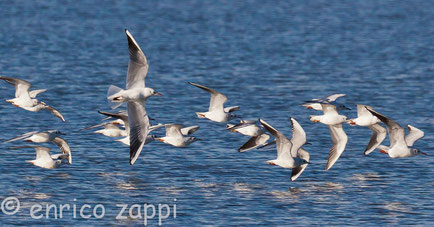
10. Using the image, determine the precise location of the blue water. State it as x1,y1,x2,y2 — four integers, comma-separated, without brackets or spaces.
0,0,433,226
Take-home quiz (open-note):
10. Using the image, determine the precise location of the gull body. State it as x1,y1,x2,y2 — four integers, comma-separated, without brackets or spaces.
348,104,380,126
95,123,127,137
189,82,239,123
309,103,347,125
259,118,310,181
366,108,426,158
157,124,201,147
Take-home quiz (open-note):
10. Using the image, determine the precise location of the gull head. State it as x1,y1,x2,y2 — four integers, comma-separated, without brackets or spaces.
412,148,428,156
143,88,162,99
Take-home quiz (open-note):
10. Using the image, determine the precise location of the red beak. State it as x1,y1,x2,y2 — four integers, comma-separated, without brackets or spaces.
155,93,162,96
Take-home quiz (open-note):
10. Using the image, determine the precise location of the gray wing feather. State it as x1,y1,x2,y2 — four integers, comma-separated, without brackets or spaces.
364,123,387,155
52,137,72,164
125,30,149,89
291,148,310,181
189,82,227,112
325,124,348,171
238,133,270,152
404,125,424,147
128,102,150,165
365,108,405,147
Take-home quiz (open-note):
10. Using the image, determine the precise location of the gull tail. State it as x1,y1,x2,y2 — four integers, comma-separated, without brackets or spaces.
107,85,124,109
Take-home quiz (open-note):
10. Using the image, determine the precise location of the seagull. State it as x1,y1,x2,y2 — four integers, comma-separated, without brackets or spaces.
226,120,270,152
347,104,380,126
302,94,349,111
0,76,65,121
366,108,427,158
5,130,72,164
94,123,127,137
188,82,240,123
9,146,69,169
309,103,347,125
309,103,348,170
259,118,310,181
347,104,386,155
156,124,201,147
106,29,162,165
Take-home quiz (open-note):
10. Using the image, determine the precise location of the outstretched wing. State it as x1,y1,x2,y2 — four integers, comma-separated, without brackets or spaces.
127,102,150,165
4,131,39,143
326,124,348,171
366,107,405,148
238,133,270,152
405,125,424,147
291,148,310,181
52,137,72,164
259,119,292,160
125,29,149,89
180,125,199,135
189,82,228,112
42,103,66,122
364,123,387,155
289,118,306,158
29,89,47,98
0,76,32,99
165,124,184,138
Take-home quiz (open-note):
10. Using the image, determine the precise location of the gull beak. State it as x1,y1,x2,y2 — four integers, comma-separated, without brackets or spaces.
306,106,313,109
347,120,356,125
155,93,162,96
421,152,428,156
24,139,32,142
305,141,312,145
196,138,202,141
157,138,164,142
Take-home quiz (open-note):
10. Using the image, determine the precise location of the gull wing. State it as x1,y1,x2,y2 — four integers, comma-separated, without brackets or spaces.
188,82,227,112
256,140,276,150
238,133,270,152
180,125,199,135
165,124,184,138
4,131,39,143
321,103,339,115
127,102,150,165
366,108,405,148
259,119,292,160
405,125,424,147
29,89,47,98
291,148,310,181
98,111,129,132
0,76,32,99
53,137,72,164
325,94,346,102
226,120,255,131
125,29,149,89
224,106,240,113
289,118,306,158
364,123,387,155
42,103,66,122
326,124,348,171
33,146,53,161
